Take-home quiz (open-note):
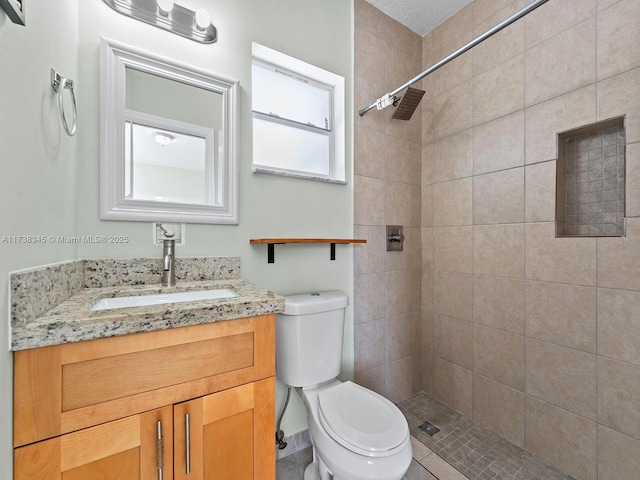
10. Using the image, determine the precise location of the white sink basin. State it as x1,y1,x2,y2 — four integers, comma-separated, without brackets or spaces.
91,289,238,311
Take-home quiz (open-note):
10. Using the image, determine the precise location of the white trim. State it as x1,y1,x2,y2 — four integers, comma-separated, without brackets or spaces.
276,429,312,460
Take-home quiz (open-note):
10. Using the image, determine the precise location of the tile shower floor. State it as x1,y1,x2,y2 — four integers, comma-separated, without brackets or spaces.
398,393,578,480
277,393,578,480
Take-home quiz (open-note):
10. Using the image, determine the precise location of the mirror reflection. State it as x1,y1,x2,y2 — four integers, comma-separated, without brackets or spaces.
125,120,207,204
100,37,239,224
124,68,222,205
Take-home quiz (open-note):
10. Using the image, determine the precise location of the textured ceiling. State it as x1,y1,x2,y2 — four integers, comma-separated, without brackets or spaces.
365,0,473,36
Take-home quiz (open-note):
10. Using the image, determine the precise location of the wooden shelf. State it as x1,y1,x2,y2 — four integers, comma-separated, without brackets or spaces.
250,238,367,245
250,238,367,263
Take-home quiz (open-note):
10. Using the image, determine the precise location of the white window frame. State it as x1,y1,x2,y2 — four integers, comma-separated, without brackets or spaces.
251,42,346,184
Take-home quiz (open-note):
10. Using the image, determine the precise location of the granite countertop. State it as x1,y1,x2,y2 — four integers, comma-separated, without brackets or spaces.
12,279,284,351
10,257,285,351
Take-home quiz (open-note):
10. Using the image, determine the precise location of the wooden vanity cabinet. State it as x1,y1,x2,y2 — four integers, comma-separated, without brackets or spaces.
13,315,276,480
14,406,174,480
173,379,273,480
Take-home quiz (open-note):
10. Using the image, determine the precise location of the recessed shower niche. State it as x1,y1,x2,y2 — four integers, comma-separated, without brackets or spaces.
556,116,626,237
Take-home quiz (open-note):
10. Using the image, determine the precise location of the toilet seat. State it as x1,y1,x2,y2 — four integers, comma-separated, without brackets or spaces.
317,381,408,457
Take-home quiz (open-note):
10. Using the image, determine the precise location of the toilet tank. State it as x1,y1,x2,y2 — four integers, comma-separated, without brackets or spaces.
276,291,349,388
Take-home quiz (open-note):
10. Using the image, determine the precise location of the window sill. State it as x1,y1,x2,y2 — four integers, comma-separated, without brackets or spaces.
252,166,347,185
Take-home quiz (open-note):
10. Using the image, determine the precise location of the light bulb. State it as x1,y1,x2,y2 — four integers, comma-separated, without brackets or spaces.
195,8,211,30
157,0,174,15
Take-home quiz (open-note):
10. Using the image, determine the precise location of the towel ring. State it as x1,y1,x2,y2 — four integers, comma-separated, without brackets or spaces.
51,68,77,137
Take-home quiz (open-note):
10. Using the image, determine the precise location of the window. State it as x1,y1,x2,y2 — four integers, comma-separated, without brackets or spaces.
251,43,345,183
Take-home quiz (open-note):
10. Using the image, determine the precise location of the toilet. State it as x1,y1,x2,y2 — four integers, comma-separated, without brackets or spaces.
276,291,412,480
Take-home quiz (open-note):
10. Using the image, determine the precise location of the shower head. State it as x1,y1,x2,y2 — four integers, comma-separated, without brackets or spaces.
391,87,425,121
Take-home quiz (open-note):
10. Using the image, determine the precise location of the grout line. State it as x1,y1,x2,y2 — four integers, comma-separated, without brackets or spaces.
595,238,600,480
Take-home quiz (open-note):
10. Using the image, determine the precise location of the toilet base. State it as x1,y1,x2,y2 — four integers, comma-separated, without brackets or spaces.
304,451,333,480
304,462,320,480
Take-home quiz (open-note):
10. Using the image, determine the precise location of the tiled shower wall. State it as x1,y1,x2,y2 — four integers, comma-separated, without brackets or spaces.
353,0,423,404
354,0,640,479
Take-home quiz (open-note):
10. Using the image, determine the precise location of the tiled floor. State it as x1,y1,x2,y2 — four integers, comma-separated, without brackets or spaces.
399,393,578,480
277,393,579,480
276,446,313,479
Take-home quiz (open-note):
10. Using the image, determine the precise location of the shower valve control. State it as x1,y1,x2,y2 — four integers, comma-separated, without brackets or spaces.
386,225,404,252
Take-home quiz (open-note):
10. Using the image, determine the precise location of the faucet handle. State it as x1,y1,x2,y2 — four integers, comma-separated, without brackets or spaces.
158,224,175,238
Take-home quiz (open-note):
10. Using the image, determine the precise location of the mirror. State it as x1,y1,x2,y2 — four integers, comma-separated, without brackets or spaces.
100,37,239,224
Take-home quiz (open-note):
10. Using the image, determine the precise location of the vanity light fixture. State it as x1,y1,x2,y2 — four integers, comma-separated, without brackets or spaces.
153,131,174,146
0,0,25,25
102,0,217,44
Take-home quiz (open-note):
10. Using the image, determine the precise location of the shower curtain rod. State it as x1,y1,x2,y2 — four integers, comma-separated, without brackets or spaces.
358,0,550,117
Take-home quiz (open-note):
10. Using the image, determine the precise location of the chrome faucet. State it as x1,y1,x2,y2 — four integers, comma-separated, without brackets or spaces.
162,239,176,287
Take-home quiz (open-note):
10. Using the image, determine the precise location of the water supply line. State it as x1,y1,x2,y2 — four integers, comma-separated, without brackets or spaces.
275,386,291,449
358,0,551,117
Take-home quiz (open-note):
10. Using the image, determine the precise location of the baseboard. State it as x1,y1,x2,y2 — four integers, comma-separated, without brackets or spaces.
276,429,312,460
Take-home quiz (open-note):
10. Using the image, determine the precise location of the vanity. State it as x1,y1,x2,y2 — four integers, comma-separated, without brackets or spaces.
11,257,284,480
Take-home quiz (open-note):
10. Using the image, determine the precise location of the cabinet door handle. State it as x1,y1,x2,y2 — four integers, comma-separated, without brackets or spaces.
156,420,164,480
185,412,191,474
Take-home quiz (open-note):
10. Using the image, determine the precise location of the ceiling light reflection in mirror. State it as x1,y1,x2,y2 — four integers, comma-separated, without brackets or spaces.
124,119,209,204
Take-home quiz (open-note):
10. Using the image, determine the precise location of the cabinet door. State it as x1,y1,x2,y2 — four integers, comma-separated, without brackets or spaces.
14,407,173,480
173,378,275,480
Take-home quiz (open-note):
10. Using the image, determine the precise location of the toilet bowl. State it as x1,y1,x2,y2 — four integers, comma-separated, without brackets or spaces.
300,380,412,480
276,291,412,480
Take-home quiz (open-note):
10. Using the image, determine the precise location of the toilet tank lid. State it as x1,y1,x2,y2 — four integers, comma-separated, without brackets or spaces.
283,290,349,315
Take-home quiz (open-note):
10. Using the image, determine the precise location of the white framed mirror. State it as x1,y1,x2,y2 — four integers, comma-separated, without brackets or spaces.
100,37,239,224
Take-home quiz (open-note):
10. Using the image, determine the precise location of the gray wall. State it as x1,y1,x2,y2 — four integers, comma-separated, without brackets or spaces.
0,0,80,473
1,0,354,472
